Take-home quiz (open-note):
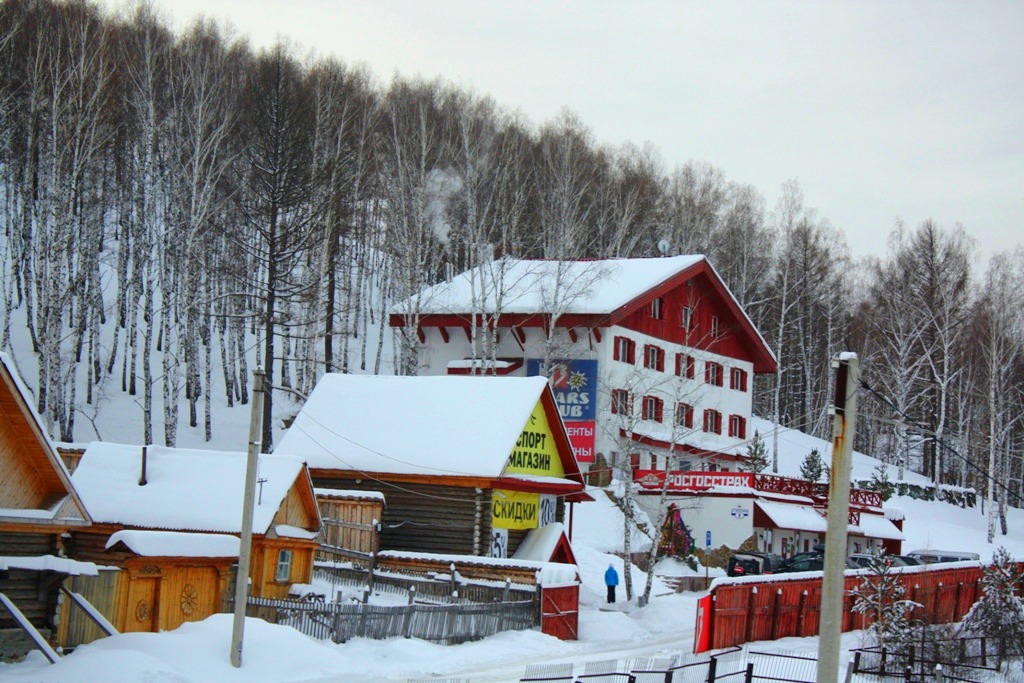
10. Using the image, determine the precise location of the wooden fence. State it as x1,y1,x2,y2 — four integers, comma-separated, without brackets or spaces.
694,563,1024,653
244,593,537,645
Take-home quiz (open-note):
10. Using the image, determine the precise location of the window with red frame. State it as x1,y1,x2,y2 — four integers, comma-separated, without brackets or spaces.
728,414,747,439
613,336,636,364
703,409,722,434
651,297,664,320
644,344,665,371
705,361,723,386
675,402,694,428
674,352,695,379
642,396,664,422
729,367,748,392
680,305,693,330
611,389,632,415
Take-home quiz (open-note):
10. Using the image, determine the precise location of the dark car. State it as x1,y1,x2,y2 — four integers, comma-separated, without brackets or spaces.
726,552,784,577
776,545,859,573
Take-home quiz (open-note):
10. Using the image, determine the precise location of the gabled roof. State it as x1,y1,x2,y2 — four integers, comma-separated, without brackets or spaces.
275,374,586,493
397,256,705,316
389,256,776,373
0,353,90,527
72,443,313,536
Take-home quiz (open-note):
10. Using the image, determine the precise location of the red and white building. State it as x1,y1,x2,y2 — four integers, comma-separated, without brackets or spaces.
390,255,777,473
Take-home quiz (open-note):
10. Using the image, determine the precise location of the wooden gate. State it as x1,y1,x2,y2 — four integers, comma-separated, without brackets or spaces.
540,584,579,640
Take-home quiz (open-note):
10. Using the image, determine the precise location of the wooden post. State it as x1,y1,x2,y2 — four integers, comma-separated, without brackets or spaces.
230,368,265,668
770,588,782,640
402,586,417,638
745,587,757,643
817,354,857,683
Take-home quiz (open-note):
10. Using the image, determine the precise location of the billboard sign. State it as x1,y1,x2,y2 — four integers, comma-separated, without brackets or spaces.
526,358,598,421
564,421,596,463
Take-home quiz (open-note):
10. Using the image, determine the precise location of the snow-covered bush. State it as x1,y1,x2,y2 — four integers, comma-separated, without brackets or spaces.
851,552,920,654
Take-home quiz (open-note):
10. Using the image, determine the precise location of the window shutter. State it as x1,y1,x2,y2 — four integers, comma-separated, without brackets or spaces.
613,337,621,361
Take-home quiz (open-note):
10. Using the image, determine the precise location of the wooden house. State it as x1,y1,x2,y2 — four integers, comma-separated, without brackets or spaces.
60,444,321,647
275,374,590,560
0,353,95,657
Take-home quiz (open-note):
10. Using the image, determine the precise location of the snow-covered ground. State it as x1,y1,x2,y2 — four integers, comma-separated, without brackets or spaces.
3,484,1022,682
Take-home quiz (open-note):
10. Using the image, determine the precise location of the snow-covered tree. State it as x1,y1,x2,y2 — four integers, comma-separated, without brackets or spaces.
799,448,825,482
740,430,769,474
958,547,1024,657
851,552,919,654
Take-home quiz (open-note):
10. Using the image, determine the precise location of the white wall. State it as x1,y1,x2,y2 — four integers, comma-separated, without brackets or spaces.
636,493,756,552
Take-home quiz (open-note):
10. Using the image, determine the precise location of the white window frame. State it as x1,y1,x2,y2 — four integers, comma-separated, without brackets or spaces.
275,549,293,582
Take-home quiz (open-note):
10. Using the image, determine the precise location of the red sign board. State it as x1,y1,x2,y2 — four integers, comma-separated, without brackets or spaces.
634,470,754,491
564,421,595,463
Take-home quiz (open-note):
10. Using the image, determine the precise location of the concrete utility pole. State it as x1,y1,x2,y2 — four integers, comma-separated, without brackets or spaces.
817,354,857,683
231,368,266,668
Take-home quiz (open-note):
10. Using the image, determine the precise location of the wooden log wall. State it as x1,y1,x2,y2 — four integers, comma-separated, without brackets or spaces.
0,531,59,629
314,477,491,556
699,563,1024,651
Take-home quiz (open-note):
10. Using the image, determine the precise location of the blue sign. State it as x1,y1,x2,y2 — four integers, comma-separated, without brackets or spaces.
526,359,598,421
706,531,712,548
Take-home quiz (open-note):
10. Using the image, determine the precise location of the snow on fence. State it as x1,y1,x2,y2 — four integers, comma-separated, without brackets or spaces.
695,563,1024,653
244,593,537,645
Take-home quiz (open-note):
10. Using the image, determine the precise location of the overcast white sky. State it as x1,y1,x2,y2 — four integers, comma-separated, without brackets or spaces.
104,1,1022,266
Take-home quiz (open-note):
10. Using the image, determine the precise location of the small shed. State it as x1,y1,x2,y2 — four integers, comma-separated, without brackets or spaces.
61,444,322,647
275,375,591,560
0,353,93,657
315,488,384,556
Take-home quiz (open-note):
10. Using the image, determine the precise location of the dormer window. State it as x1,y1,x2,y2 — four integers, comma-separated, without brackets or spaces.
680,305,693,330
651,297,664,320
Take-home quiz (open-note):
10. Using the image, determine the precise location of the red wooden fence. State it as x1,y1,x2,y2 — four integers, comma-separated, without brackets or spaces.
693,563,1024,653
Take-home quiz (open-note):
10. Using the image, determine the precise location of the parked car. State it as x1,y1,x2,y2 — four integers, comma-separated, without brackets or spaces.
905,549,980,564
897,555,923,566
726,552,784,577
848,553,909,569
776,545,859,573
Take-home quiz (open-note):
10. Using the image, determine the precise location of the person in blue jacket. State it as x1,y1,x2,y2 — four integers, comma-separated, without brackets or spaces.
604,564,619,603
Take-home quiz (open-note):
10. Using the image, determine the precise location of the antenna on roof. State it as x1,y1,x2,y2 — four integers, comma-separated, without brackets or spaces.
657,239,670,256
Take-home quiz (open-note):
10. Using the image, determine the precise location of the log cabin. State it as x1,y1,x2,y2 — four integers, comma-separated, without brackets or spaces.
275,374,590,561
0,353,94,658
59,444,321,648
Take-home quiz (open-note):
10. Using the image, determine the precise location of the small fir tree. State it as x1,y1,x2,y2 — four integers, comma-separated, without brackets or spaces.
851,551,919,654
740,430,770,474
867,463,896,500
958,547,1024,656
799,448,825,482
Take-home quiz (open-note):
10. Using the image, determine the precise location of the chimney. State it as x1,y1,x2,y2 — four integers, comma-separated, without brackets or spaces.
139,446,148,486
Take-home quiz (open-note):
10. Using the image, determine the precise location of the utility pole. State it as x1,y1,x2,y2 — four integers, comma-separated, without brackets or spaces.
231,368,266,668
817,353,857,683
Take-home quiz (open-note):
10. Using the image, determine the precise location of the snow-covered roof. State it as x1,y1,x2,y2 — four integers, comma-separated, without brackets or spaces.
755,500,829,533
72,443,307,535
314,488,386,503
276,374,557,478
630,422,748,457
513,522,567,563
377,550,578,587
404,256,705,316
0,555,99,576
106,530,240,558
851,512,905,541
